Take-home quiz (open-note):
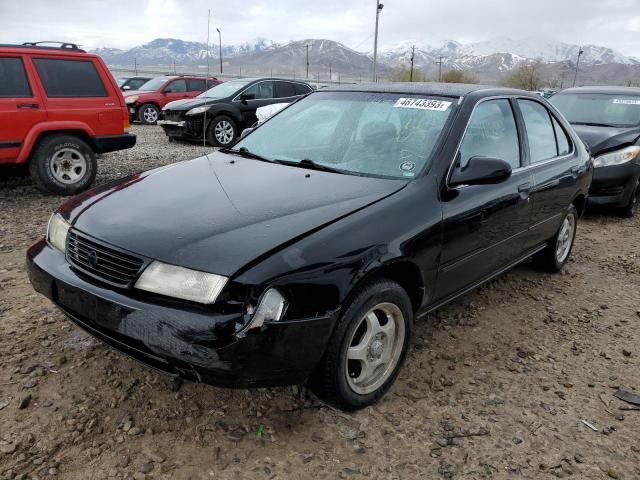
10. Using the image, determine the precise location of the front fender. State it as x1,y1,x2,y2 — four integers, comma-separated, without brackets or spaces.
18,121,97,163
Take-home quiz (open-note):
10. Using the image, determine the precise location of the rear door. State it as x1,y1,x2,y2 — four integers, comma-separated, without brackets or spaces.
187,78,207,96
435,98,534,300
515,98,583,245
236,80,276,125
274,81,298,103
0,55,46,163
30,55,122,137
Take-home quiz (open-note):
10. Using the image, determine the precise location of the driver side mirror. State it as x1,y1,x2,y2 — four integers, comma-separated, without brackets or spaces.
122,85,131,91
449,156,512,187
240,93,255,102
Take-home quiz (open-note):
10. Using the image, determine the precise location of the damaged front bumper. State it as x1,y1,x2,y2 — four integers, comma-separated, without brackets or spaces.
26,240,336,388
158,113,206,141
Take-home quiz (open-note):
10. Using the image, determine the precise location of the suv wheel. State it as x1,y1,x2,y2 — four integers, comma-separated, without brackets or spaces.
138,104,160,125
534,204,578,272
29,134,97,195
207,115,237,147
621,179,639,218
310,278,413,411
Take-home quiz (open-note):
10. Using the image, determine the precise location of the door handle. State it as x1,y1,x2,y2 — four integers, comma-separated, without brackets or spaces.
517,182,532,193
17,103,39,109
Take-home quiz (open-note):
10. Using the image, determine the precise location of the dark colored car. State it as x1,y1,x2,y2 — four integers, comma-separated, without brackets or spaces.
0,42,136,195
27,83,591,410
550,86,640,217
117,76,153,91
158,78,313,146
124,75,222,125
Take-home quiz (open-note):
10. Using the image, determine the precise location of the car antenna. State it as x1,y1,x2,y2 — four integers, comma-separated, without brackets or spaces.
203,8,211,149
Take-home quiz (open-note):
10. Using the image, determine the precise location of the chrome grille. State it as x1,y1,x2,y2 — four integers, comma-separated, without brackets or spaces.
66,231,144,287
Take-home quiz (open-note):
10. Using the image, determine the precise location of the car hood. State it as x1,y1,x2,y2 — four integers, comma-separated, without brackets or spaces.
571,124,640,156
61,152,407,277
163,97,227,111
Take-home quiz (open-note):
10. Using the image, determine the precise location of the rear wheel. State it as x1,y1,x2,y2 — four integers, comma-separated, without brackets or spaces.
310,278,413,411
137,103,160,125
28,134,97,195
207,115,237,147
620,179,639,218
533,204,578,272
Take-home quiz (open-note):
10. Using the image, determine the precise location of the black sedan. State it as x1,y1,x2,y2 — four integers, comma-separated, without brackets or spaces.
27,83,591,410
158,78,313,146
550,86,640,217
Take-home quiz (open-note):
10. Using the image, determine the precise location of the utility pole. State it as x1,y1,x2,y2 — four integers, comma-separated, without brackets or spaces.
216,28,222,74
372,0,384,82
410,45,415,82
134,57,137,75
305,44,310,78
436,56,445,82
573,47,584,87
173,60,176,74
329,63,332,81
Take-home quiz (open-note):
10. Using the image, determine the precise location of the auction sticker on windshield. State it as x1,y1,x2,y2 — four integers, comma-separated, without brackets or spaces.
394,98,452,111
613,99,640,105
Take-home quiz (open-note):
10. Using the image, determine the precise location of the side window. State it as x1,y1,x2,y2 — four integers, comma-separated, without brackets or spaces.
187,79,206,91
551,116,571,156
128,78,147,90
458,99,520,170
165,79,187,93
0,57,32,97
206,79,218,88
517,99,558,163
275,81,296,98
32,58,106,97
243,81,274,99
294,83,312,95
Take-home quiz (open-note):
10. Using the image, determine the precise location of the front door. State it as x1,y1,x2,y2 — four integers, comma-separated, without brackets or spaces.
237,80,276,125
435,98,533,301
0,55,46,163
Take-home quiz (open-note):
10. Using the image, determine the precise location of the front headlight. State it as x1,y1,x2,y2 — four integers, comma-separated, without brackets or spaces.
186,106,208,116
240,288,287,334
135,261,227,304
125,95,139,105
593,146,640,168
46,213,70,252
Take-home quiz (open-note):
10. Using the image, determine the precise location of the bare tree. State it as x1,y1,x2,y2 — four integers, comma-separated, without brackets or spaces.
504,60,544,91
440,69,478,84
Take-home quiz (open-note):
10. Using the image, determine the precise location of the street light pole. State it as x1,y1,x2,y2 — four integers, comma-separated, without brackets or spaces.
410,45,415,82
306,44,310,78
216,28,222,74
372,0,384,82
573,46,584,87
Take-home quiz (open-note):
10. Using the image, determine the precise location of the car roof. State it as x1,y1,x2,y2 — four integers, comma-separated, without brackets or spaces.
0,44,92,57
229,77,311,84
325,82,535,98
556,86,640,95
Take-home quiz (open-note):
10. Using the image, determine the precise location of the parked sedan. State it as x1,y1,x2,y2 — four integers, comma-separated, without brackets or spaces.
27,83,591,410
158,78,313,146
550,86,640,217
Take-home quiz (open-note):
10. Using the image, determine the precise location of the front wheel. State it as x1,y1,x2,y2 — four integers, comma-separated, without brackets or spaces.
620,179,639,218
533,204,578,272
28,134,97,195
310,278,413,411
137,103,160,125
207,115,237,147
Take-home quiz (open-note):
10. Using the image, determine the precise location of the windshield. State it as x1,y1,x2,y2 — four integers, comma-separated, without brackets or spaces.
138,77,168,91
550,93,640,127
198,80,252,99
234,91,456,179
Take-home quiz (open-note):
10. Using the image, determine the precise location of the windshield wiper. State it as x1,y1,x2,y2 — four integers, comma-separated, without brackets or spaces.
572,121,622,128
274,158,346,174
221,147,274,163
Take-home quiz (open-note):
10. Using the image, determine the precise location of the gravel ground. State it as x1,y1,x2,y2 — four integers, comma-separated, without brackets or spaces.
1,125,639,479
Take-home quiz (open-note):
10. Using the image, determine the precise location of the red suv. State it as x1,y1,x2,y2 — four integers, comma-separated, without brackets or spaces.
0,42,135,195
124,75,222,125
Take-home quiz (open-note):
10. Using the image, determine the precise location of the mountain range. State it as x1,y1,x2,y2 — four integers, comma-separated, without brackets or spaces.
95,37,640,86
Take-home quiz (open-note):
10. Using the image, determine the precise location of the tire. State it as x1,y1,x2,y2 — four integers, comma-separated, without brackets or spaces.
28,134,97,196
620,180,639,218
207,115,237,147
137,103,160,125
310,278,413,411
533,204,578,272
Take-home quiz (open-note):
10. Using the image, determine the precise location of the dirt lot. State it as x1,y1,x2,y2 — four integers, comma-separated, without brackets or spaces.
1,125,639,480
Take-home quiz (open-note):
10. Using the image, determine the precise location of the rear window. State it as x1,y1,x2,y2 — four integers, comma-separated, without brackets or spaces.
33,58,107,97
187,78,206,91
275,81,296,98
0,57,32,97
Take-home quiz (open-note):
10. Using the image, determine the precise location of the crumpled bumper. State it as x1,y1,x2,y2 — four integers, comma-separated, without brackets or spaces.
588,162,640,208
26,240,336,388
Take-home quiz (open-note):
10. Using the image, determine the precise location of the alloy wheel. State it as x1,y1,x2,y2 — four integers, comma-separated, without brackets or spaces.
345,303,406,395
143,107,158,123
50,148,87,184
214,120,234,145
555,212,576,263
